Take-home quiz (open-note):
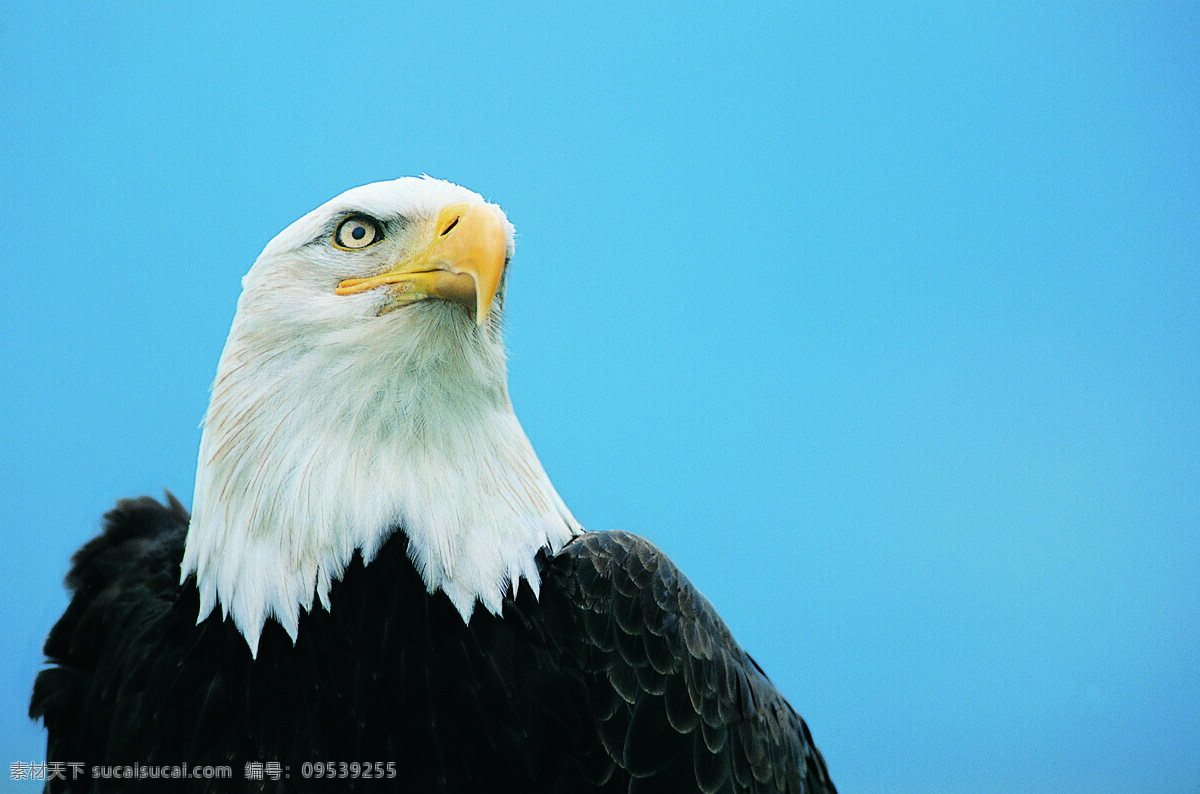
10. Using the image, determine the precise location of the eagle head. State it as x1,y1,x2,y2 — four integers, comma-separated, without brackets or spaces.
182,177,580,656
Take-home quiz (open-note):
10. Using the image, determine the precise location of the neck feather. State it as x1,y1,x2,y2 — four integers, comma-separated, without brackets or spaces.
181,303,580,656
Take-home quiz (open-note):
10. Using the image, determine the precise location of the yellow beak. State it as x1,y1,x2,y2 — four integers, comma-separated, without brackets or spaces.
335,202,507,325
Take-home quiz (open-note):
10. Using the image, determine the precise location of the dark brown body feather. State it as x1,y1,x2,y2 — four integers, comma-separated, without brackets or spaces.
31,496,834,793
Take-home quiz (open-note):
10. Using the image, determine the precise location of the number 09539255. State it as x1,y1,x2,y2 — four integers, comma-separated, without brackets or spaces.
299,761,397,779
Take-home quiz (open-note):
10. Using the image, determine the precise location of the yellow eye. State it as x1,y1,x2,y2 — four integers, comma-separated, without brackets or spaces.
334,216,382,250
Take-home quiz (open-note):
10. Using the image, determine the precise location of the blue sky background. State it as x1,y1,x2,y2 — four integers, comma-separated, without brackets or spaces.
2,3,1197,791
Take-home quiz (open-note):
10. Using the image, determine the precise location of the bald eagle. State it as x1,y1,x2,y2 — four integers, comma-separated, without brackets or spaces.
30,178,835,793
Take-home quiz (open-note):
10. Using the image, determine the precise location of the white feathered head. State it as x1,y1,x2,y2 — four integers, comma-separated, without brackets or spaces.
182,177,580,656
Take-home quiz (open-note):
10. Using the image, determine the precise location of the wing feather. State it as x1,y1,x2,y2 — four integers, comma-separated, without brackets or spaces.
551,530,835,794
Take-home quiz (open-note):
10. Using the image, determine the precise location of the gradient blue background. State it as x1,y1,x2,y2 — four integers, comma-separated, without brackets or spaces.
3,3,1197,791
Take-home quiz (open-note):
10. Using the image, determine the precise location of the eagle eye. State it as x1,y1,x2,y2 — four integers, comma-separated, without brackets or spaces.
333,216,383,250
